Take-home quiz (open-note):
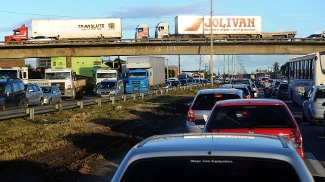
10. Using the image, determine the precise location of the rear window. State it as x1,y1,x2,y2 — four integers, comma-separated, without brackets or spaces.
206,105,295,129
121,157,300,182
231,80,250,85
192,94,241,110
279,84,288,90
316,89,325,99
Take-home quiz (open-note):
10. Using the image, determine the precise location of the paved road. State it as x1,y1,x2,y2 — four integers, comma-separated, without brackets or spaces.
258,88,325,176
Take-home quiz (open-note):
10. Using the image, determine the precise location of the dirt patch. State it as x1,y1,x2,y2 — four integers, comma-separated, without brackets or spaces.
0,94,194,181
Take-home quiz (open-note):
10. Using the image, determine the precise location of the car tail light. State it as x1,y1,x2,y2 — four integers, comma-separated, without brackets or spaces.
187,109,196,122
313,90,318,103
290,128,302,148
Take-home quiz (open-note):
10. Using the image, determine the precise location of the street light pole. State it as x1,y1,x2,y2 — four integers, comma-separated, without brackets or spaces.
210,0,214,86
166,58,169,80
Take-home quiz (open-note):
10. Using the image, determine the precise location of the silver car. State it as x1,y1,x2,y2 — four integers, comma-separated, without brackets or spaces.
93,80,124,97
112,133,317,182
24,83,44,106
186,89,245,133
302,85,325,125
40,85,62,104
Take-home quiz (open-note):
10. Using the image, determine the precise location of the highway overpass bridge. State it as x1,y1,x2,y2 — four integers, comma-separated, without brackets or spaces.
0,38,324,59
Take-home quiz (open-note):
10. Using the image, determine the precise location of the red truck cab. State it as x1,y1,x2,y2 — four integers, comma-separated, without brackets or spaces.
4,24,28,43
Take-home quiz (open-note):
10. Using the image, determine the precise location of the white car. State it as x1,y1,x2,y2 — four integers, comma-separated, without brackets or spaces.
302,85,325,125
27,36,56,43
112,133,318,182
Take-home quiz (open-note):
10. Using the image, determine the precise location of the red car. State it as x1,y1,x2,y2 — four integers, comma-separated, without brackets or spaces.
201,99,304,159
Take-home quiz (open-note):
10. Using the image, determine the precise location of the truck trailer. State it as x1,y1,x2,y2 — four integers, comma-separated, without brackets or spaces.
124,56,165,94
5,18,122,43
29,68,86,100
136,15,296,39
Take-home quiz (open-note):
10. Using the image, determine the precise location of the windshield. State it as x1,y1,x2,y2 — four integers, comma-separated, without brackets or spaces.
206,105,295,129
192,94,241,110
0,70,18,79
45,72,71,79
41,87,51,93
122,157,300,181
129,72,147,78
98,82,117,88
97,73,117,79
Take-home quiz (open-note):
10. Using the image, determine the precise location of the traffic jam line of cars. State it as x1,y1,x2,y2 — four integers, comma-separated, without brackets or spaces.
112,79,325,181
0,79,62,111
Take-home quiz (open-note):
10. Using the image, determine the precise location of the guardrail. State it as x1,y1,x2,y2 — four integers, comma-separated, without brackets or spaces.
1,37,325,46
0,85,201,121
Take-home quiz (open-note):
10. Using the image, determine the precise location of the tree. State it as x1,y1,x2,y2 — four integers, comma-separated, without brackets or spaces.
280,62,289,76
273,62,280,72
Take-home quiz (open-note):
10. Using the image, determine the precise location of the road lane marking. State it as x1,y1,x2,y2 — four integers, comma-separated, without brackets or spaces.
305,152,325,176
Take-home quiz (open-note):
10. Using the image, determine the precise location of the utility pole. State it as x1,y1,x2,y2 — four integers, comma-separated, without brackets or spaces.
199,55,203,72
210,0,214,86
227,55,230,80
166,58,169,80
178,55,180,75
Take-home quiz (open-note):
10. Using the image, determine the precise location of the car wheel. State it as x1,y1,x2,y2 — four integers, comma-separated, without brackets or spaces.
20,100,28,108
39,98,44,105
308,111,316,126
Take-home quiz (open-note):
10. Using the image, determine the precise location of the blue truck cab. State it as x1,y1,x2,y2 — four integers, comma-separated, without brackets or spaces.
124,69,152,93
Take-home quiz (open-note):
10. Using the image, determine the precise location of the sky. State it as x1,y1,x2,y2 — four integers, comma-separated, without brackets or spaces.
0,0,324,74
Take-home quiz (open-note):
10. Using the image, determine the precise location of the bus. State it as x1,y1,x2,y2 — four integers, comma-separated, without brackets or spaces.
288,51,325,106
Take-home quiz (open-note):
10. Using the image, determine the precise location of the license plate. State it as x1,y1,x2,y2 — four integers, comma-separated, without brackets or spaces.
134,88,138,90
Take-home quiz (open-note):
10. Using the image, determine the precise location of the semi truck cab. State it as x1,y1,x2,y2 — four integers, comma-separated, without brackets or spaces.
124,69,150,93
155,22,170,38
135,24,149,39
4,24,29,43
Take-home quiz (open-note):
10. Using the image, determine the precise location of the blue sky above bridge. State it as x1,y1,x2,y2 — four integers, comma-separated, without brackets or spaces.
0,0,323,74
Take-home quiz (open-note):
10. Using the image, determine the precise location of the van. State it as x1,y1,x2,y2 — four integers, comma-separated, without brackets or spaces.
0,79,27,110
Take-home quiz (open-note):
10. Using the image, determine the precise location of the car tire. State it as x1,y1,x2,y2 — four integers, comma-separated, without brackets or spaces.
39,98,44,105
20,100,28,108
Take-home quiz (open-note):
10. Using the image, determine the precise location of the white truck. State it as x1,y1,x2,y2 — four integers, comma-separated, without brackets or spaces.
31,18,122,40
0,67,28,84
149,15,296,39
95,68,120,84
29,68,86,100
124,57,165,94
